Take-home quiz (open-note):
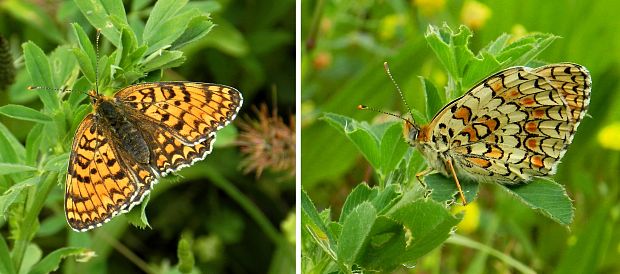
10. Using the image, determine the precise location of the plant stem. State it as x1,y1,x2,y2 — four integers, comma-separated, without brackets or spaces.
446,234,536,274
204,167,284,246
96,232,155,274
12,172,57,270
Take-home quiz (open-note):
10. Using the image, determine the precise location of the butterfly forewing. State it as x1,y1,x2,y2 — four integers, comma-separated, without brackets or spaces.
65,115,143,231
115,82,243,145
417,63,591,183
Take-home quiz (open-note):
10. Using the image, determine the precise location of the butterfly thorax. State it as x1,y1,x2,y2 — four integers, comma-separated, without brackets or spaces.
94,96,150,164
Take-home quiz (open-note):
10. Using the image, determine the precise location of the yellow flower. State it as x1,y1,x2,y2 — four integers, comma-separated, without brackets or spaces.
413,0,446,16
461,0,492,30
507,24,529,43
598,123,620,150
379,14,405,40
452,201,480,233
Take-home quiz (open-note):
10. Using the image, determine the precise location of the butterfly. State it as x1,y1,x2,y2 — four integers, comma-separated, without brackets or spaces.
363,63,591,204
63,82,242,231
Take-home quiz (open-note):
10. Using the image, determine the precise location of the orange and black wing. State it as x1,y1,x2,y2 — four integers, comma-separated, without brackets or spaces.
114,82,242,145
65,115,155,231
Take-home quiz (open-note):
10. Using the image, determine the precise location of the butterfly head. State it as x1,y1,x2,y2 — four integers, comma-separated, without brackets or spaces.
402,118,420,146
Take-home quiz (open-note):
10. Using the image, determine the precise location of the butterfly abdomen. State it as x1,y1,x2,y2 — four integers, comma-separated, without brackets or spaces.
96,100,150,164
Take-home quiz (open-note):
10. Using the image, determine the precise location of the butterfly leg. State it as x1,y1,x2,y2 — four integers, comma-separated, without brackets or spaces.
415,167,433,186
445,158,467,205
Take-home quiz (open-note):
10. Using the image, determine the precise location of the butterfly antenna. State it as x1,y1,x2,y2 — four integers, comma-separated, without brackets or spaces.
95,29,101,95
357,104,414,127
28,86,93,98
383,62,415,124
27,86,72,93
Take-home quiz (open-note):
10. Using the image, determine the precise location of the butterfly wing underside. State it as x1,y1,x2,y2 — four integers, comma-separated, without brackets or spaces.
424,63,591,182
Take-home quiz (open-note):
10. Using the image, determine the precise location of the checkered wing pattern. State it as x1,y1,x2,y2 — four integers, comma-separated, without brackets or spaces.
420,63,591,182
65,82,242,232
115,82,242,145
65,114,154,231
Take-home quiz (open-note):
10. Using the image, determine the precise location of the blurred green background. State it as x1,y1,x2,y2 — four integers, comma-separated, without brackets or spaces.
302,0,620,273
0,0,294,273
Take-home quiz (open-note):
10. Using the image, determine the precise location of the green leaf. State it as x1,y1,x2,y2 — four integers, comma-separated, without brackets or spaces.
25,124,43,165
461,51,502,89
19,244,42,274
340,184,401,223
322,113,381,171
23,41,59,111
74,0,123,46
483,34,511,55
49,46,78,88
68,77,91,109
71,23,96,69
28,247,88,274
499,33,558,67
0,177,38,221
141,50,186,72
0,123,23,164
406,148,425,180
144,9,201,54
100,0,127,24
425,24,474,81
42,153,69,172
379,122,409,176
0,105,52,123
340,184,375,222
143,0,189,53
127,45,148,65
357,199,460,271
337,202,377,266
425,173,479,205
500,178,574,226
0,236,16,274
143,0,187,36
171,15,214,50
301,190,337,259
71,48,96,84
125,194,151,229
183,1,221,13
96,54,115,89
116,27,139,68
0,163,37,175
202,20,249,57
420,77,443,120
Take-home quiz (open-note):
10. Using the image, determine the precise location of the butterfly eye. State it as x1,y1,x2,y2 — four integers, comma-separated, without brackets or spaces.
402,120,418,145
